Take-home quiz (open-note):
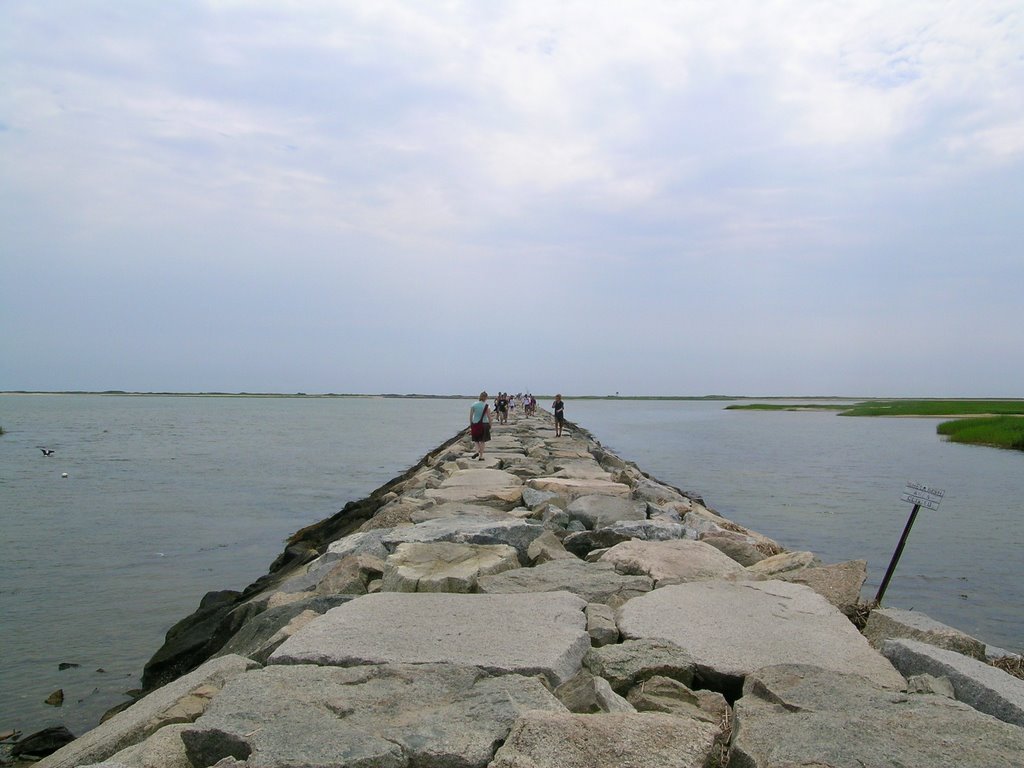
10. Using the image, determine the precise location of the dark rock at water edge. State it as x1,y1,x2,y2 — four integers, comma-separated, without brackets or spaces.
11,726,75,758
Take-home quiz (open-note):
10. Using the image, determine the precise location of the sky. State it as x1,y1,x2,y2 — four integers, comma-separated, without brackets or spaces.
2,1,1022,397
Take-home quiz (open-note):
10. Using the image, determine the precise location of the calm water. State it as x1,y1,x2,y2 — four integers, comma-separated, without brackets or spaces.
1,395,1022,740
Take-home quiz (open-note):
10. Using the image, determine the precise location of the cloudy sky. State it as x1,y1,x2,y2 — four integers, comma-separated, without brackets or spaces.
2,1,1021,396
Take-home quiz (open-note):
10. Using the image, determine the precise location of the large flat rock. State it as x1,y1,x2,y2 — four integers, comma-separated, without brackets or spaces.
882,638,1024,726
489,711,721,768
525,477,632,501
565,494,648,529
439,468,524,487
382,541,520,592
380,515,546,562
865,607,987,659
476,558,653,606
618,580,905,690
269,591,590,685
181,663,565,768
730,664,1024,768
600,539,749,585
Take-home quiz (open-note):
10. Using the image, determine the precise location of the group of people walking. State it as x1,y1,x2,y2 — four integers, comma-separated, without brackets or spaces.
469,391,566,459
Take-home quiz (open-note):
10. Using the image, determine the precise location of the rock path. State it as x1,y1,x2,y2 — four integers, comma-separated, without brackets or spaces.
35,409,1024,767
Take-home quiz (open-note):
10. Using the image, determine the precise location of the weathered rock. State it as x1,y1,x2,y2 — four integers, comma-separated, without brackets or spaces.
745,550,817,578
476,558,653,607
522,486,560,509
140,590,248,690
699,532,766,566
730,664,1024,768
583,639,696,694
908,673,955,698
600,519,689,542
526,529,576,563
12,727,76,759
214,596,352,664
561,528,633,558
181,664,565,768
381,515,546,563
565,495,647,529
525,477,632,502
599,539,749,585
778,559,867,616
631,477,687,505
419,468,525,507
864,607,987,660
585,602,619,647
489,711,721,768
83,723,191,768
626,675,731,726
554,671,636,714
36,655,258,768
882,638,1024,726
549,460,615,481
323,528,391,562
618,581,905,692
382,541,520,592
269,591,590,686
409,501,511,523
278,553,384,595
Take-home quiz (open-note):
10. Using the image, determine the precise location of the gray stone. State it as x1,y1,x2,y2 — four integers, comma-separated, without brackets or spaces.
549,460,615,481
36,655,259,768
745,550,817,578
380,515,547,563
864,607,987,660
323,529,391,563
699,532,765,566
85,723,191,768
779,559,867,616
565,495,647,529
618,581,905,690
526,529,575,563
409,502,512,523
882,638,1024,726
525,477,632,502
215,597,351,664
270,591,590,686
489,711,721,768
601,519,689,542
585,602,619,647
907,673,955,698
561,528,633,558
476,558,653,607
584,639,696,694
381,541,520,592
554,671,636,714
599,538,749,586
730,664,1024,768
182,663,564,768
626,675,730,726
631,477,687,505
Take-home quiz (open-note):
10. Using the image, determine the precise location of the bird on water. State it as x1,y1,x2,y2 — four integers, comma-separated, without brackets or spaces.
40,448,55,456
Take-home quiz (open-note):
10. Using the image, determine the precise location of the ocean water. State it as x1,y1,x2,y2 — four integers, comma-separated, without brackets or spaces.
1,394,1022,741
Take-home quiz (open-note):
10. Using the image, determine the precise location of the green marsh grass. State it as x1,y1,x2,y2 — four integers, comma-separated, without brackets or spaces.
937,416,1024,451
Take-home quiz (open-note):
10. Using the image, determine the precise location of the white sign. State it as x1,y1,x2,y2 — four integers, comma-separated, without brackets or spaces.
901,482,945,511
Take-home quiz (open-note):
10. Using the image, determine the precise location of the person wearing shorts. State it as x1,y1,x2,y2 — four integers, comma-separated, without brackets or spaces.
552,394,565,437
469,391,492,460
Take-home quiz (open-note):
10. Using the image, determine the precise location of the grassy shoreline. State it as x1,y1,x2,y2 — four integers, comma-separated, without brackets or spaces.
727,399,1024,452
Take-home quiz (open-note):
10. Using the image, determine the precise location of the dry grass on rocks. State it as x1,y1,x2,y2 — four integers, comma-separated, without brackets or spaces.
991,655,1024,680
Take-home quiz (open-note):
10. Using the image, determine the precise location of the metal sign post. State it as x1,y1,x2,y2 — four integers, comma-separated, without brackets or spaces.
874,483,945,604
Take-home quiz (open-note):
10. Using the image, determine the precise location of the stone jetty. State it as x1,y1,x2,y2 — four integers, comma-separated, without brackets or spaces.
34,409,1024,767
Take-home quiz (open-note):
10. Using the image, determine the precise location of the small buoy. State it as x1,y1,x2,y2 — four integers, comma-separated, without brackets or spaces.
61,472,69,478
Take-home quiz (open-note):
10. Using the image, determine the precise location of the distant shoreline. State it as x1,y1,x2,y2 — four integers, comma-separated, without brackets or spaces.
4,391,1020,402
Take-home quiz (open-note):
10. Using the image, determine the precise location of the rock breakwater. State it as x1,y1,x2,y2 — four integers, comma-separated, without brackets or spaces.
34,410,1024,767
